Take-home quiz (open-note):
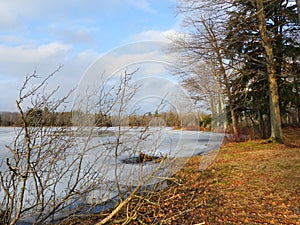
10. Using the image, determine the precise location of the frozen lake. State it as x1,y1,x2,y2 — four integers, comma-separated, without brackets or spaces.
0,126,223,176
0,127,224,163
0,126,224,222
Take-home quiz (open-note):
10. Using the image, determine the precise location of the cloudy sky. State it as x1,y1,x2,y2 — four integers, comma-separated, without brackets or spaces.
0,0,181,112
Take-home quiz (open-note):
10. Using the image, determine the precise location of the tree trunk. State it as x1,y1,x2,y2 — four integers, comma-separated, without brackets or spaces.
258,110,267,139
297,0,300,23
203,21,239,138
217,55,239,137
298,106,300,125
255,0,283,142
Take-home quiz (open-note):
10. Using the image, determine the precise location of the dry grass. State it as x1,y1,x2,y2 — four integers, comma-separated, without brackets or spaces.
61,128,300,225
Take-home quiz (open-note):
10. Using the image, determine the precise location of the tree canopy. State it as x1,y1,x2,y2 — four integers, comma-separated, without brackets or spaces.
173,0,300,141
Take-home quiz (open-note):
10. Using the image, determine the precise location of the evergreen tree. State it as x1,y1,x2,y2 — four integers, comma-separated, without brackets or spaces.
225,0,300,140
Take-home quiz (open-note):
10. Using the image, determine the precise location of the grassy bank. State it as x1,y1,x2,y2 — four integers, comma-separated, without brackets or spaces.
62,128,300,224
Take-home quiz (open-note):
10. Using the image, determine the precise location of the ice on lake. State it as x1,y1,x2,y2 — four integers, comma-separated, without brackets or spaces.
0,126,224,222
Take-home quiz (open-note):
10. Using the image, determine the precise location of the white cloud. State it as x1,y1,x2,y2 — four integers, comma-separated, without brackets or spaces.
0,11,19,29
0,42,71,64
72,41,193,115
0,1,39,29
0,0,157,29
128,0,156,13
0,0,179,112
131,29,180,42
0,35,32,45
58,29,95,45
0,42,99,111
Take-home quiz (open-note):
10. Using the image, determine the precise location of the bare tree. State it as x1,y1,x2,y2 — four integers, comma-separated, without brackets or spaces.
0,66,184,225
72,67,199,224
92,71,178,224
170,0,237,136
172,0,297,141
0,66,115,224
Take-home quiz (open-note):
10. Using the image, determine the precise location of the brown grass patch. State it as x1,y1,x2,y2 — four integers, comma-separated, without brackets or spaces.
60,128,300,224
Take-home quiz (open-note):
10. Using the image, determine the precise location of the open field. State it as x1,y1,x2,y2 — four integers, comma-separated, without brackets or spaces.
61,128,300,224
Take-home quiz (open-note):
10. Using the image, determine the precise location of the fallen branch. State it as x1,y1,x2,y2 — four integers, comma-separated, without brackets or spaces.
95,184,141,225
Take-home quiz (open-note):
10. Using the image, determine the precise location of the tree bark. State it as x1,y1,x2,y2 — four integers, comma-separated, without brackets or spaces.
297,0,300,23
217,52,239,137
203,21,239,138
255,0,283,142
298,106,300,125
258,110,267,139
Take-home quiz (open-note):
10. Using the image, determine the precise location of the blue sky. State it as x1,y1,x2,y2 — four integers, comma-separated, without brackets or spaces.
0,0,181,112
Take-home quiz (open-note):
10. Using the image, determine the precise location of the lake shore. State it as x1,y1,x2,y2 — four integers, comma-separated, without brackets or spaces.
60,127,300,224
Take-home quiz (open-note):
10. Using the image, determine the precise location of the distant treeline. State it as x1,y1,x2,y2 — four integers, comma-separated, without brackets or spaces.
0,109,212,130
0,110,72,127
